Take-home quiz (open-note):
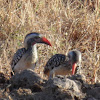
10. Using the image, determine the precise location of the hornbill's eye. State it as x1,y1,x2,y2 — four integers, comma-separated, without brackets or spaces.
35,36,40,39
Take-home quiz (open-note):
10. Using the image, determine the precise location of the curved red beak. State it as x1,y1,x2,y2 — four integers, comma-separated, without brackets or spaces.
72,63,77,75
42,37,52,46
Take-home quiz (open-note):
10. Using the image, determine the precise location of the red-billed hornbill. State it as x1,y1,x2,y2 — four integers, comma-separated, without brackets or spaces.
44,50,81,78
11,32,51,74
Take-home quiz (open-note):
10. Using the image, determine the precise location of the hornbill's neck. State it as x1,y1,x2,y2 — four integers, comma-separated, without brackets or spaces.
32,44,38,64
27,44,38,64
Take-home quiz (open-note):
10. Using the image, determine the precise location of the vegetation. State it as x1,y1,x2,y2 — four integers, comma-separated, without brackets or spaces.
0,0,100,84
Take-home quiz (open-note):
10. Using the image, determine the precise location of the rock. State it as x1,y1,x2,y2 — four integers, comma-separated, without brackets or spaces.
30,75,86,100
0,72,9,83
10,69,44,92
45,75,82,94
0,72,9,88
68,74,86,83
86,87,100,100
8,71,100,100
10,88,33,100
86,97,98,100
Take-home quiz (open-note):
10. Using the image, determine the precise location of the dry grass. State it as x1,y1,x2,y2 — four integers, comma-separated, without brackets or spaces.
0,0,100,85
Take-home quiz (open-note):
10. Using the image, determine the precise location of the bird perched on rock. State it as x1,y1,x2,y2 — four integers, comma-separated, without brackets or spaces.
11,32,51,74
44,50,81,78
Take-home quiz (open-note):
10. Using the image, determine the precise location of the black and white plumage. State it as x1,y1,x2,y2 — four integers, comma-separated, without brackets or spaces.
11,32,51,74
11,48,26,71
44,50,81,78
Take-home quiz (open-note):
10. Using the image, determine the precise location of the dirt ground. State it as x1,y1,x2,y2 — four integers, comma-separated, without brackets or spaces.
0,69,100,100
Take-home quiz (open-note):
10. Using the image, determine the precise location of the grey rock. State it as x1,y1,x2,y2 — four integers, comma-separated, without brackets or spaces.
10,69,43,92
8,70,100,100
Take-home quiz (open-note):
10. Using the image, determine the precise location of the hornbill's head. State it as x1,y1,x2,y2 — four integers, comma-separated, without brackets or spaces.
24,32,51,49
67,50,82,75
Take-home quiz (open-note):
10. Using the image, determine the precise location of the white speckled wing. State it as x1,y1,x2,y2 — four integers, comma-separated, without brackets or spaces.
11,48,26,70
44,54,69,71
